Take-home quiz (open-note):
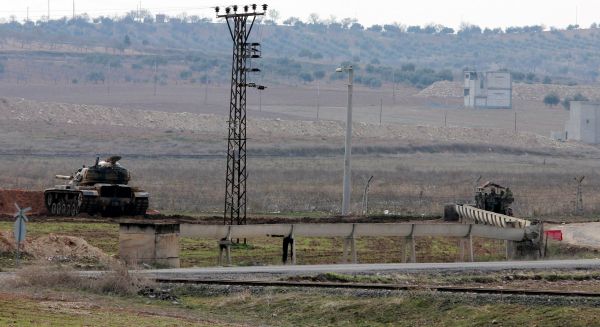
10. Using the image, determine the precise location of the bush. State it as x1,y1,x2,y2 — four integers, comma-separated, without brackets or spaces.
543,93,560,107
561,93,588,110
86,71,105,83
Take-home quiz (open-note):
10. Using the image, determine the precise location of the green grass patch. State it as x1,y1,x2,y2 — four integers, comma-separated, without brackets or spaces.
0,295,210,326
176,289,600,326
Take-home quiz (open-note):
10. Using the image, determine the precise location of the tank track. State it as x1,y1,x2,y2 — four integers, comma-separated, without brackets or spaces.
131,197,149,216
45,190,81,217
79,195,97,215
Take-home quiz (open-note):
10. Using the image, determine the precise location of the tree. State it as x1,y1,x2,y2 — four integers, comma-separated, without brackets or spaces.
341,18,356,29
179,70,192,80
367,25,383,32
543,93,560,107
123,34,131,47
268,9,280,24
299,72,314,83
86,71,105,84
401,63,416,72
308,13,320,24
283,17,299,26
313,70,325,80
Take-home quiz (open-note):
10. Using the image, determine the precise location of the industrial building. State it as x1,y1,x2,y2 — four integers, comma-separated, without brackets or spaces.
564,101,600,144
464,71,512,109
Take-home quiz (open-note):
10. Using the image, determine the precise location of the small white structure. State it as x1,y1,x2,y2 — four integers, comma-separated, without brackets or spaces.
464,71,512,109
565,101,600,144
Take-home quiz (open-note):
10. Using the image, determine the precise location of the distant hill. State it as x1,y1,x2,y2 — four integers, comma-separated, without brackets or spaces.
0,18,599,88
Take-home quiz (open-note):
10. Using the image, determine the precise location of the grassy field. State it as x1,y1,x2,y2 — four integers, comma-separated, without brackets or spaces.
3,285,600,327
177,289,600,327
0,294,208,327
4,151,600,218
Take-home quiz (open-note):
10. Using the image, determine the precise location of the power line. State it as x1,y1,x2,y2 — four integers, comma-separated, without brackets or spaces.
217,4,268,226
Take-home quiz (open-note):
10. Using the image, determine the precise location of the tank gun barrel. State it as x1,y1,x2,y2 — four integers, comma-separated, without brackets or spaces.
55,175,73,180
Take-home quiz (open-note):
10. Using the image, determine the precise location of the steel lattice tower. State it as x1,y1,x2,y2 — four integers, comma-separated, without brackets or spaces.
217,4,267,225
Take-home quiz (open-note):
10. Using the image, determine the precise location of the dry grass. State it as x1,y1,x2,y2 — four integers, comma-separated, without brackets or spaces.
14,262,151,297
3,152,600,219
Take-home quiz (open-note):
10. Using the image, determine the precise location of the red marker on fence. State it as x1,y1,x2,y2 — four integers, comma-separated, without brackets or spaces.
545,230,563,241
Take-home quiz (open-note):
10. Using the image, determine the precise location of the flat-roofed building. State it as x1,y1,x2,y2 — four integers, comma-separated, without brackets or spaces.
565,101,600,144
464,71,512,109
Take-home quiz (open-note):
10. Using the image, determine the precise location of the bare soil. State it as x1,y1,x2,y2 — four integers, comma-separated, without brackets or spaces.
0,190,46,215
0,231,111,264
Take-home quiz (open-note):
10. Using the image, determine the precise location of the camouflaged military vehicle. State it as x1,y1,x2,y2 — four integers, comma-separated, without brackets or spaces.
44,156,149,217
474,181,514,216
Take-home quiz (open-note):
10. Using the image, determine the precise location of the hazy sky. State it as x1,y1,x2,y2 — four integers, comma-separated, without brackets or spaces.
1,0,597,29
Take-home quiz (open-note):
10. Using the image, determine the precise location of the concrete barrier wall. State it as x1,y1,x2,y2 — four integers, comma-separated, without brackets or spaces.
455,205,531,228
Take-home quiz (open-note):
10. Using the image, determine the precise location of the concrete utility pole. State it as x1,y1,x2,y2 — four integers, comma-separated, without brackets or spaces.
337,65,354,216
47,0,50,21
379,98,383,125
316,82,320,120
576,176,584,213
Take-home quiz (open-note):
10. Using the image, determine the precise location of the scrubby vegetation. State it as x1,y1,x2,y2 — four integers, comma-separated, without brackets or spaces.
1,12,600,88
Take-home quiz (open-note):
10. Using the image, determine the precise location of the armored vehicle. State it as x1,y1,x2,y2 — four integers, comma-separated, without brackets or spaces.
44,156,149,217
444,181,514,221
474,181,514,216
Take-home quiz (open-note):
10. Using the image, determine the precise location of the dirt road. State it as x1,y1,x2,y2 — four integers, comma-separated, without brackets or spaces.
552,222,600,249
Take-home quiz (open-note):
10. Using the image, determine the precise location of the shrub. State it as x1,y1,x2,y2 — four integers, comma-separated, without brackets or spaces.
543,93,560,107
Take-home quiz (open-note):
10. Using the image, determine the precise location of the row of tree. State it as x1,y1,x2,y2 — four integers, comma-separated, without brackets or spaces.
543,92,589,110
1,9,597,37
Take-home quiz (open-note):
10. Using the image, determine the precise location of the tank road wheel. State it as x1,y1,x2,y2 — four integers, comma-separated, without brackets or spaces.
70,203,79,217
59,202,67,216
51,203,58,216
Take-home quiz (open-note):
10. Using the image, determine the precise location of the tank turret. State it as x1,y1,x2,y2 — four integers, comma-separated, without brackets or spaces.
44,157,149,217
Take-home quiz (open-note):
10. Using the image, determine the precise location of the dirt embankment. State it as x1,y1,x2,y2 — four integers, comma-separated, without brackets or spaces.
418,81,600,101
0,232,112,263
0,190,46,215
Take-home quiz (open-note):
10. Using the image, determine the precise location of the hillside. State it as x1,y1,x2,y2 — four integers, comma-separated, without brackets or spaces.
1,18,600,88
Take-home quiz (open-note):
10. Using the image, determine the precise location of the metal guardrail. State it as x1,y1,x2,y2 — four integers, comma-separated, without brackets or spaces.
181,222,526,242
454,205,531,228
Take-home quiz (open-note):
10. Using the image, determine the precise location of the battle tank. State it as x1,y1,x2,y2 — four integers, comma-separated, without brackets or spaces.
44,156,149,217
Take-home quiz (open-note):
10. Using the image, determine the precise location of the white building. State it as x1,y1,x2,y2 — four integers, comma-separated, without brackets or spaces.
565,101,600,144
464,71,512,109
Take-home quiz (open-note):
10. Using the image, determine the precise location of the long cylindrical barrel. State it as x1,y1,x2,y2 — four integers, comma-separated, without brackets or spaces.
55,175,73,180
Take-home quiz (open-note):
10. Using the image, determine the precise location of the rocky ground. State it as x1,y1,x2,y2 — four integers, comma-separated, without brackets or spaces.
0,96,589,154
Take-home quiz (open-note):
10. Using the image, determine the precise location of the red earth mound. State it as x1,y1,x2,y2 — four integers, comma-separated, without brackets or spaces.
0,189,46,215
